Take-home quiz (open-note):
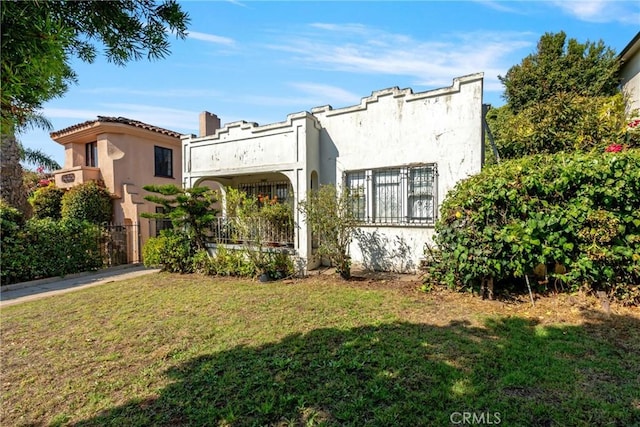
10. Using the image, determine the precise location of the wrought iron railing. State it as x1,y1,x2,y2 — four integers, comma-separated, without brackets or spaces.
206,217,294,248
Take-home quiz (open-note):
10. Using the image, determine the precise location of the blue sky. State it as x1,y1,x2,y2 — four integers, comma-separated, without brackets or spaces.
18,0,640,168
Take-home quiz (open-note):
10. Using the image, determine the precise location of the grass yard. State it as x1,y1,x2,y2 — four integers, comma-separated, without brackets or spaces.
1,272,639,426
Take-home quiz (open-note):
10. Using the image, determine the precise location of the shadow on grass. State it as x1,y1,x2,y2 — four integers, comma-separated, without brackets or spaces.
75,309,640,427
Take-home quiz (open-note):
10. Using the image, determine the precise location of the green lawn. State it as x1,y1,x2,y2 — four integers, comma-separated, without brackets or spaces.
1,273,639,426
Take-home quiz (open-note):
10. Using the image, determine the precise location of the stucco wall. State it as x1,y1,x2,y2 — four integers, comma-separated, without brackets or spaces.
313,73,484,271
53,123,182,262
183,114,321,265
182,73,484,273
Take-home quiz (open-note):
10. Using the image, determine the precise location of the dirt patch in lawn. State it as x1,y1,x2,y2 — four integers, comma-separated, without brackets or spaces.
301,268,640,327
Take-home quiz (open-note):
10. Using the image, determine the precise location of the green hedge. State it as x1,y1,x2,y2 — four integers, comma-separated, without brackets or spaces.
1,216,104,285
432,149,640,304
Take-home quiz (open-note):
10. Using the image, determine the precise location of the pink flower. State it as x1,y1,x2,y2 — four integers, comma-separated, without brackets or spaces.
605,144,623,153
36,166,45,174
38,179,51,187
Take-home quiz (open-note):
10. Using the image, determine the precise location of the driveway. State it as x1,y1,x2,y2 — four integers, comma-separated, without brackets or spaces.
0,264,160,307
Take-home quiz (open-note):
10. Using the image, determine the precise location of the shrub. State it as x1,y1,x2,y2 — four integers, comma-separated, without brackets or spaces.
30,184,65,219
61,181,112,224
142,231,194,273
431,149,640,304
298,184,357,279
142,184,219,250
1,217,103,285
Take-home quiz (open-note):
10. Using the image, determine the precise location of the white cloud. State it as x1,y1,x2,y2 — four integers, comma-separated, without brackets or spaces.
232,83,361,113
266,25,534,96
79,87,222,98
471,0,522,13
551,0,640,24
44,105,199,133
188,31,236,46
288,82,361,105
309,22,371,35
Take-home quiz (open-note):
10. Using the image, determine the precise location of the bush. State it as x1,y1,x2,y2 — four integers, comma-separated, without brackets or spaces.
487,94,636,159
30,184,65,219
1,217,103,285
431,149,640,304
192,246,256,277
61,181,112,224
298,184,356,279
143,231,194,273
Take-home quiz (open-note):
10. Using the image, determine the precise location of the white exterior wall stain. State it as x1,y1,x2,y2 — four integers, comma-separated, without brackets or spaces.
182,73,484,272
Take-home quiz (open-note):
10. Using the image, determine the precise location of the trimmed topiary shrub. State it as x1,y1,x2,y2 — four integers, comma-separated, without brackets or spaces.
61,181,113,224
30,184,65,219
430,149,640,305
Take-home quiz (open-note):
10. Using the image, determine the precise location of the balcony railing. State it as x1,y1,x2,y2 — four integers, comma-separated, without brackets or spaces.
53,166,101,189
206,217,294,248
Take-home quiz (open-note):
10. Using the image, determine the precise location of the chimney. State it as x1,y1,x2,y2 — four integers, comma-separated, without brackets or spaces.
199,111,220,137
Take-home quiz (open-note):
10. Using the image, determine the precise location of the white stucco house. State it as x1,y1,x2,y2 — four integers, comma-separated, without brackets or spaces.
182,73,485,273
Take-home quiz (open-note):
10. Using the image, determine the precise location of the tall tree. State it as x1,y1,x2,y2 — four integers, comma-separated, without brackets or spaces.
499,31,620,114
0,0,190,212
487,31,631,159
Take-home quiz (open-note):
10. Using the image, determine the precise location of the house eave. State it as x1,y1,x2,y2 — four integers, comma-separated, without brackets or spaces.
52,122,183,146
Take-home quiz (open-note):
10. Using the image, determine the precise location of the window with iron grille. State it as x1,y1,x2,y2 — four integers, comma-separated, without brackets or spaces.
345,164,437,225
346,171,366,221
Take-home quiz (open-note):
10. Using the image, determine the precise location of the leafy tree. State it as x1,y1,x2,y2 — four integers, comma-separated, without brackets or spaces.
1,0,190,131
61,181,113,224
298,184,358,279
1,0,189,213
142,185,219,251
487,32,632,159
499,31,619,114
487,93,633,158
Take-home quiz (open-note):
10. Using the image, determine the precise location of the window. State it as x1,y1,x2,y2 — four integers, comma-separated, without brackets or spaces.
154,146,173,178
86,142,98,167
346,171,366,221
345,164,437,225
408,166,435,222
374,168,401,223
155,206,172,236
238,181,291,204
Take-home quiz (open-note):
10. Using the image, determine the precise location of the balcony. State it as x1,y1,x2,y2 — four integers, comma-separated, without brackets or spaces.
53,166,102,189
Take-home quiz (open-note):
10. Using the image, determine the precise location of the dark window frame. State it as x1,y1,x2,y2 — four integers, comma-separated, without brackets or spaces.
154,146,173,178
86,141,98,167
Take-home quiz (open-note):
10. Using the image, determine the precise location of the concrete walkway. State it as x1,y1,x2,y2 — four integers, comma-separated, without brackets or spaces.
0,264,160,307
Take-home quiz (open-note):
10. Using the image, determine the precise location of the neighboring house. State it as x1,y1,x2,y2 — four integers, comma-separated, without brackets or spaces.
51,116,182,262
620,31,640,113
182,73,485,272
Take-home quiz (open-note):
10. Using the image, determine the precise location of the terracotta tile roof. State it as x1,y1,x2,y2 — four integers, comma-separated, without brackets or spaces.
50,116,182,138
